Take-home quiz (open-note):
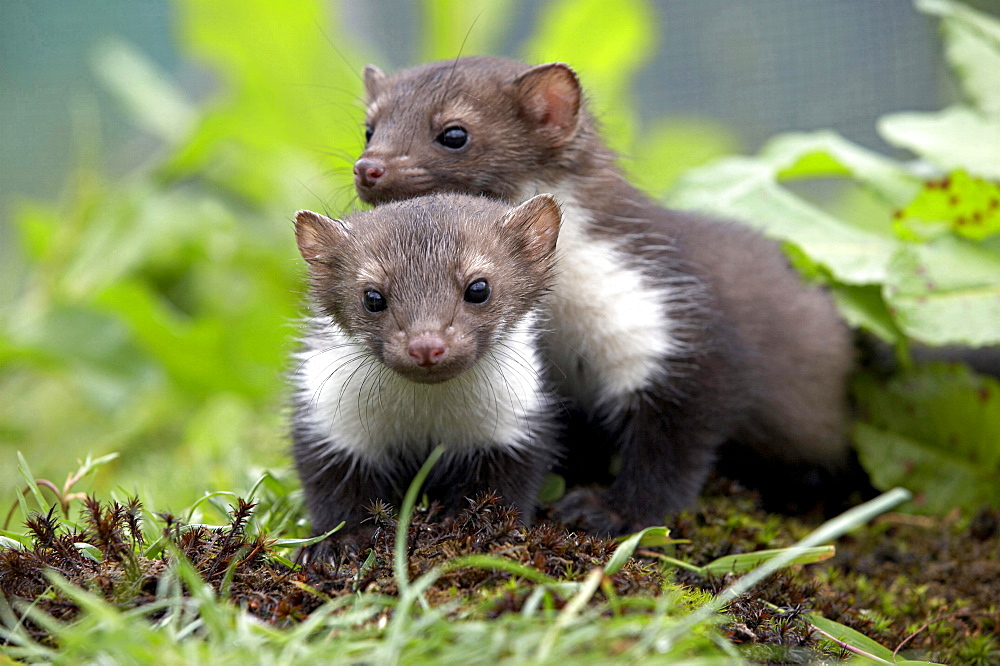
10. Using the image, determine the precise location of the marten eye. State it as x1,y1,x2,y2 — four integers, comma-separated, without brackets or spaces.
364,125,374,144
464,279,490,304
437,126,468,150
363,289,387,313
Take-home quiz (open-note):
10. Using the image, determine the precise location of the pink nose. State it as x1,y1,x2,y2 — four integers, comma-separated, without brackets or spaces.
354,157,386,188
407,336,447,367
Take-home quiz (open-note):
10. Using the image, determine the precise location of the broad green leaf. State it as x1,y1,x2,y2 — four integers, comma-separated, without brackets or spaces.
829,284,903,344
917,0,1000,114
759,130,920,206
853,365,1000,512
893,171,1000,241
884,236,1000,346
879,107,1000,180
668,156,899,284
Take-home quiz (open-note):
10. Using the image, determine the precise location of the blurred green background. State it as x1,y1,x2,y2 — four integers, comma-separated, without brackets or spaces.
0,0,975,511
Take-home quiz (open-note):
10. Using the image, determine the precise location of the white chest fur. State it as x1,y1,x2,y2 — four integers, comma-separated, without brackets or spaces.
520,183,678,412
294,313,548,464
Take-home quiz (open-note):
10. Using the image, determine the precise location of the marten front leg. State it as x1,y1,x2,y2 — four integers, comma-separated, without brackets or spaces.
554,349,742,535
429,444,560,524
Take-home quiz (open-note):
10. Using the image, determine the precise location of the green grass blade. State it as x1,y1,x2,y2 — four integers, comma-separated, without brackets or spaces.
607,526,669,574
394,446,445,594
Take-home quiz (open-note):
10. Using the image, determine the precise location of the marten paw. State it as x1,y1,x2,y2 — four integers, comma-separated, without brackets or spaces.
552,488,632,536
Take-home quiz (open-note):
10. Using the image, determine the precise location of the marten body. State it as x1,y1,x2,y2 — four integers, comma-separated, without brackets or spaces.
291,193,563,557
352,57,854,535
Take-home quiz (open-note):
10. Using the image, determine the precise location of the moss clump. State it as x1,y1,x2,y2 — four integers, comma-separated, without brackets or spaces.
667,476,1000,663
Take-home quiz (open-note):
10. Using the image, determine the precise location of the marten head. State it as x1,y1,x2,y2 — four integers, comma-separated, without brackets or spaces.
354,57,602,205
295,193,561,384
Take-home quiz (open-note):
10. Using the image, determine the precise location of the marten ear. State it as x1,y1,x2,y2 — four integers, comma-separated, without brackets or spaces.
363,64,387,101
502,194,562,263
295,210,351,267
513,63,581,146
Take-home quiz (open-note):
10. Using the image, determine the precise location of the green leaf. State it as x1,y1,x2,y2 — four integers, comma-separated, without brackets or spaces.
0,532,31,549
853,365,1000,512
804,613,896,662
668,156,899,284
829,284,903,344
394,446,445,593
700,546,835,576
442,554,561,586
917,0,1000,114
893,171,1000,242
759,130,919,206
884,236,1000,346
879,107,1000,180
74,542,104,563
16,452,48,516
272,525,345,550
606,526,669,574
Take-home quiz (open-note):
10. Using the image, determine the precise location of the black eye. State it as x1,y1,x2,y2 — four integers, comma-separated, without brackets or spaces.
464,279,490,304
363,289,387,313
364,125,374,144
437,126,468,150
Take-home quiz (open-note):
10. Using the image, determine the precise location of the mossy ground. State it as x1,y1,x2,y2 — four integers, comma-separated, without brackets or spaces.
1,479,997,663
668,476,1000,663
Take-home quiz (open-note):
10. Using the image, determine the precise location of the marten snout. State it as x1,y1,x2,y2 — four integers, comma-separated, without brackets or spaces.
354,157,386,189
407,334,448,367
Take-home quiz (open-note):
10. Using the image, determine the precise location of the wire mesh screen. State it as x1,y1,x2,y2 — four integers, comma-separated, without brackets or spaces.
349,0,956,154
